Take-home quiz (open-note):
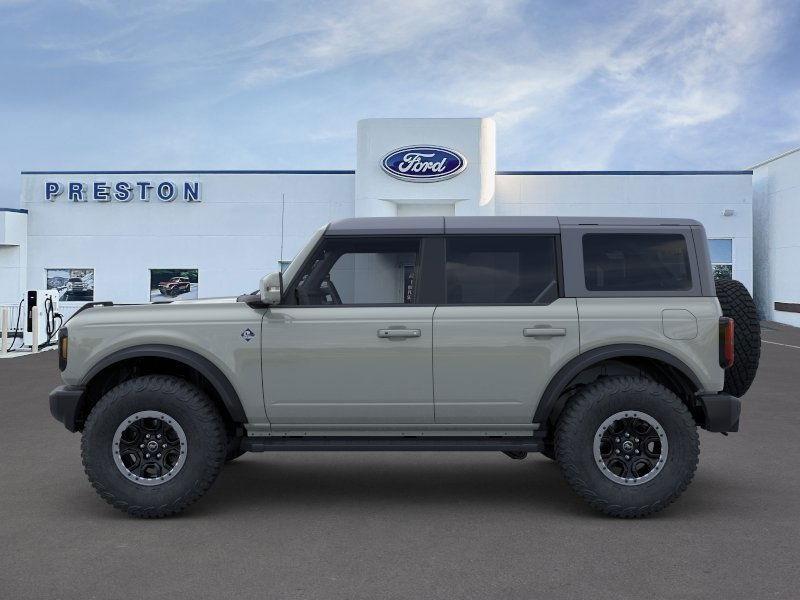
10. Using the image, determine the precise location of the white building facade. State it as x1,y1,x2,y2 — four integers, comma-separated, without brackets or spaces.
753,147,800,327
3,118,754,320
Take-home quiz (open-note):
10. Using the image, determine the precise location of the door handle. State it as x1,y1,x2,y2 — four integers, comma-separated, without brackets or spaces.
377,329,422,339
523,327,566,338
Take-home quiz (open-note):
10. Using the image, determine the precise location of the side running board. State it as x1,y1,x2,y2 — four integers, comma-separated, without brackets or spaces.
241,435,545,452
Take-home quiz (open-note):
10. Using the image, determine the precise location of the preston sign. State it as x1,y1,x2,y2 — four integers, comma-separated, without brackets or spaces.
381,146,467,182
44,181,201,202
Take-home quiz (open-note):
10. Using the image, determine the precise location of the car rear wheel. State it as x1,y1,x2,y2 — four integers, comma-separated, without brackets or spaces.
555,375,699,518
81,375,226,518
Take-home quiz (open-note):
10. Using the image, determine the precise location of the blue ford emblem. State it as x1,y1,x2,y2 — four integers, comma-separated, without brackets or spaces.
381,145,467,182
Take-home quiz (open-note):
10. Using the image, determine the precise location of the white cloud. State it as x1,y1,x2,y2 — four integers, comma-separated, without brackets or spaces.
602,0,781,128
2,0,796,180
27,0,786,137
238,0,520,88
422,0,789,168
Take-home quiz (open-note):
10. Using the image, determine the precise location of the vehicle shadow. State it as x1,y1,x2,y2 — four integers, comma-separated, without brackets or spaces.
191,453,599,518
58,450,741,521
186,452,738,520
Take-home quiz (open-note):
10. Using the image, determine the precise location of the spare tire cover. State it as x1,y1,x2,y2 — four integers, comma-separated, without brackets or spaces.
715,279,761,397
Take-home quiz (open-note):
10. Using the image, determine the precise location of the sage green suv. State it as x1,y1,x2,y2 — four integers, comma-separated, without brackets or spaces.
49,217,761,518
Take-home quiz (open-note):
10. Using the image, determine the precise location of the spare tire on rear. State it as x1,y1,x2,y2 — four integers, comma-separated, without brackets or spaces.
715,279,761,397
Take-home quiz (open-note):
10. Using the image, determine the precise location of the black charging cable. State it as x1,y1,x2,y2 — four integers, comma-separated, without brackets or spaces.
5,296,24,352
43,295,63,346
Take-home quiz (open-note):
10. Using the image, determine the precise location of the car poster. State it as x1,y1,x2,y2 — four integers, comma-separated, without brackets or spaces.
150,269,199,302
46,268,94,302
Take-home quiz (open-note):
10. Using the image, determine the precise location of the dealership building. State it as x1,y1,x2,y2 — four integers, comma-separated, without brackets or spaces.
2,117,795,326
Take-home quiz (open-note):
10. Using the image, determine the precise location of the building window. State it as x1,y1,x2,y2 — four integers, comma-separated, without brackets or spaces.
708,239,733,281
46,268,94,302
150,269,198,301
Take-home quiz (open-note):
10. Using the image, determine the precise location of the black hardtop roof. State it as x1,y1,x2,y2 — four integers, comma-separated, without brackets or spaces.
326,216,702,236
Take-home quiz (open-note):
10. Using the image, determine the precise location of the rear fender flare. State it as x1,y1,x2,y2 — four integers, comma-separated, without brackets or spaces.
533,344,702,425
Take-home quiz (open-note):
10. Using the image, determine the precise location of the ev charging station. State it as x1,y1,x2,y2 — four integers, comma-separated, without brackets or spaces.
23,289,61,350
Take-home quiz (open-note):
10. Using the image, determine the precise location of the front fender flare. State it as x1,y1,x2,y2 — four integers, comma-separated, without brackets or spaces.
80,344,247,423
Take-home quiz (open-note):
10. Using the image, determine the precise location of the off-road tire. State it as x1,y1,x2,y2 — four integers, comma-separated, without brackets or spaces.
81,375,226,518
555,376,699,518
541,439,555,461
715,279,761,397
225,435,246,462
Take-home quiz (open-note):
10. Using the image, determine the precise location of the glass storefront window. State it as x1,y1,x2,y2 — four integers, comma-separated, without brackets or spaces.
46,268,94,302
150,269,198,301
709,239,733,281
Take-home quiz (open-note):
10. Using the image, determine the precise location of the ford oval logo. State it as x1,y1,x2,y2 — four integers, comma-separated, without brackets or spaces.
381,145,467,182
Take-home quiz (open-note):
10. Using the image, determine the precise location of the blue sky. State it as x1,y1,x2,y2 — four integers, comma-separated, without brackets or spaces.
1,0,799,208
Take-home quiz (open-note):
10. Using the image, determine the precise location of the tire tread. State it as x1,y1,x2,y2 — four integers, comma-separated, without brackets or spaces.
555,375,699,518
81,374,226,518
715,279,761,397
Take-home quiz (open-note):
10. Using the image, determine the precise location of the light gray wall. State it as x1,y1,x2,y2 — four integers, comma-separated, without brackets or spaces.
753,149,800,326
0,210,27,306
21,173,354,318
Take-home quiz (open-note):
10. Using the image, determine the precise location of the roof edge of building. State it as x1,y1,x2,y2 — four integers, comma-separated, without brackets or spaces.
21,169,753,176
496,170,752,175
748,146,800,170
20,170,357,175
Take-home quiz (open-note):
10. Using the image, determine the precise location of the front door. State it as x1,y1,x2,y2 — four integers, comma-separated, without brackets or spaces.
261,235,434,426
433,235,580,424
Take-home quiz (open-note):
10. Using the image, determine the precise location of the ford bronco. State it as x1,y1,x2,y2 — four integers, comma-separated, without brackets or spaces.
49,217,761,518
157,276,191,297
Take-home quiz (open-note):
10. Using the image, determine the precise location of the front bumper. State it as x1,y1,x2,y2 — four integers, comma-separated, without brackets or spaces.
696,392,741,432
49,385,85,432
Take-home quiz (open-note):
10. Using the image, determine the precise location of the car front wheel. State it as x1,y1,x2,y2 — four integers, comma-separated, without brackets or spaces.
555,375,699,518
81,375,226,518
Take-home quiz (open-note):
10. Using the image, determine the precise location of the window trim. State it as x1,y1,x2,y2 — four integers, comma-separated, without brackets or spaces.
442,234,563,306
708,238,734,281
148,267,199,303
560,226,703,298
45,267,96,305
280,235,434,307
581,232,694,293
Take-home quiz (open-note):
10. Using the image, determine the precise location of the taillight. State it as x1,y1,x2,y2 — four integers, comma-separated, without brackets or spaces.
58,327,68,371
719,317,734,369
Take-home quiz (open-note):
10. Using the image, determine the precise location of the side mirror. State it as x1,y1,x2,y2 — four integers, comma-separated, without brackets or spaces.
259,271,283,305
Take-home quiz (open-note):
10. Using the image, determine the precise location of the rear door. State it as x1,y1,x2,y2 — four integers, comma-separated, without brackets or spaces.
433,235,580,424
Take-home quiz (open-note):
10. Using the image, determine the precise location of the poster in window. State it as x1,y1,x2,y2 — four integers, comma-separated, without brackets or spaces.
150,269,199,302
46,268,94,302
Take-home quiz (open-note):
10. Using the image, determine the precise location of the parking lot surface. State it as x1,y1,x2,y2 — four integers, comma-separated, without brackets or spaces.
1,322,799,599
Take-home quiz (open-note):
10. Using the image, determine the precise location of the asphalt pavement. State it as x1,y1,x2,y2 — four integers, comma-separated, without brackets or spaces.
1,322,799,599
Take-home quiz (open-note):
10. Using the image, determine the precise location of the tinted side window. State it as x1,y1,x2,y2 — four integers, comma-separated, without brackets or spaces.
293,237,420,305
445,236,559,304
582,233,692,292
